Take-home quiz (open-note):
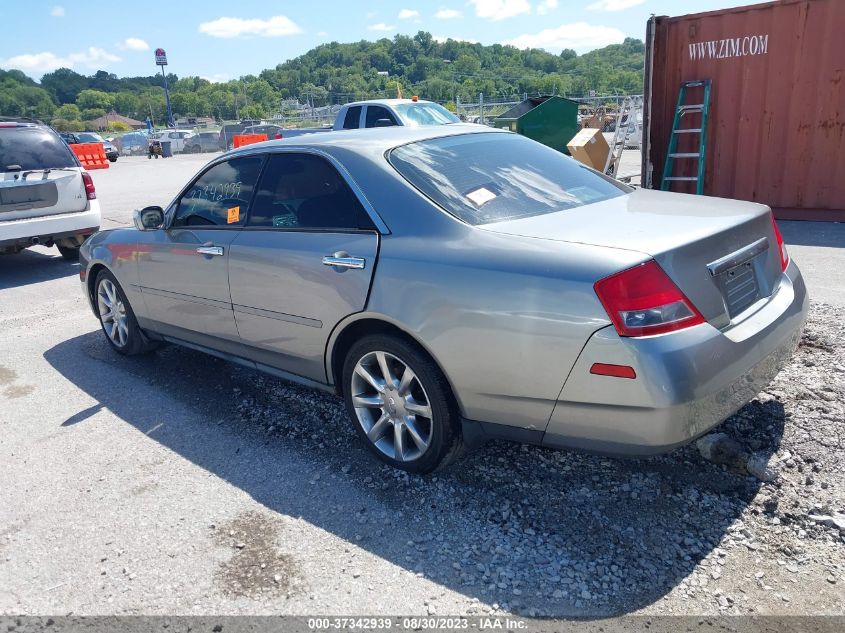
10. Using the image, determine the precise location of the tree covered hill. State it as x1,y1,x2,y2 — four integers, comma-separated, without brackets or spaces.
0,32,644,127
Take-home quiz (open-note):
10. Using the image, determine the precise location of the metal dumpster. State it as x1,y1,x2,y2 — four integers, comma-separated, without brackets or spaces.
493,96,579,155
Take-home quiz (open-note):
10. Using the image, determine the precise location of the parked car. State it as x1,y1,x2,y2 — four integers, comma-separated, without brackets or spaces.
218,120,261,151
75,132,119,162
1,121,100,259
241,124,285,140
59,132,81,145
149,129,191,154
79,126,807,473
120,132,148,156
183,131,221,153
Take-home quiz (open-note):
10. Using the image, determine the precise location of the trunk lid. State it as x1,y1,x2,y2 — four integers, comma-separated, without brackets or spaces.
482,188,783,328
0,169,88,221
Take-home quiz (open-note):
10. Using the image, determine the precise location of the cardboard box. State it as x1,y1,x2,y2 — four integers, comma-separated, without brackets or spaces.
566,128,610,171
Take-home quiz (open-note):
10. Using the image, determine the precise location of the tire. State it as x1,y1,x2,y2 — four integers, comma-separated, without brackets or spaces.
108,157,117,163
57,245,79,261
93,269,157,356
342,334,463,474
148,154,152,159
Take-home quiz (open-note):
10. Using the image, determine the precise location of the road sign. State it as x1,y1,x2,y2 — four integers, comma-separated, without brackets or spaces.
155,48,168,66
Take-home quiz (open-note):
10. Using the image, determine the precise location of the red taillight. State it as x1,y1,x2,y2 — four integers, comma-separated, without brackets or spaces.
771,212,789,272
81,172,96,200
274,132,283,139
594,260,705,337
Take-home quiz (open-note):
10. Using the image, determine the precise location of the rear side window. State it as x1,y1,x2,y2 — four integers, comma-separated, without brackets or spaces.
248,153,374,231
343,106,362,130
173,156,264,228
365,106,397,128
389,132,629,226
0,127,78,171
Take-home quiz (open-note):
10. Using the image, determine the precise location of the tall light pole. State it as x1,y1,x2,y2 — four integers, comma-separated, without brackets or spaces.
155,48,174,128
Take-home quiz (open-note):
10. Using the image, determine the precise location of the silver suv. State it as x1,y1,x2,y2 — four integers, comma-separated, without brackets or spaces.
0,120,101,259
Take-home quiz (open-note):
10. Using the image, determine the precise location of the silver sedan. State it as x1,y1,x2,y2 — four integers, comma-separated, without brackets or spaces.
79,125,808,473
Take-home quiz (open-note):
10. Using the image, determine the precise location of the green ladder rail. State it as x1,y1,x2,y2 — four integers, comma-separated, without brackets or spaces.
661,79,711,195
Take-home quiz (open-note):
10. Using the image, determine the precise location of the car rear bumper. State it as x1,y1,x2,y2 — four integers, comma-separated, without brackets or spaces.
541,260,808,455
0,204,101,250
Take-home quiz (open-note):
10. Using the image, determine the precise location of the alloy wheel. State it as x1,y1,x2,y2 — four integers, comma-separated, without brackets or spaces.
97,278,129,348
351,351,433,462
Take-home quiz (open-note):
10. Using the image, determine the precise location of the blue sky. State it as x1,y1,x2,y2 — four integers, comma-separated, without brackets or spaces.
1,0,761,82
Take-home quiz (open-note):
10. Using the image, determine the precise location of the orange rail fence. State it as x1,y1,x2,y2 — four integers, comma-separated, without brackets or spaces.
232,134,268,149
70,143,109,170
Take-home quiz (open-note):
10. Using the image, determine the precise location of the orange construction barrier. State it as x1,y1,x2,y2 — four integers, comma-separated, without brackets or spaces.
71,143,109,170
232,134,268,149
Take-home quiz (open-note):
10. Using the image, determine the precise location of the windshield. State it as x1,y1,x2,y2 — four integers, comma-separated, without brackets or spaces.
388,132,629,226
0,126,78,171
77,132,104,143
394,103,459,126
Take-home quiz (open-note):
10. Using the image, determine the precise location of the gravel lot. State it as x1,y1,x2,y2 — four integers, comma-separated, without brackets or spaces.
0,154,843,619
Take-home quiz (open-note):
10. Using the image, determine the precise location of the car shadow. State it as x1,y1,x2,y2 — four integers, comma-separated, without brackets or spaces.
779,220,845,248
44,332,785,617
0,247,78,290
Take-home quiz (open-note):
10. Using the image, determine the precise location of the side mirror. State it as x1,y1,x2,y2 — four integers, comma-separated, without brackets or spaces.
134,206,165,231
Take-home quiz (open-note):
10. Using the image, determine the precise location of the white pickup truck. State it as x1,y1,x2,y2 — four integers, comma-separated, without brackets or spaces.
274,98,460,140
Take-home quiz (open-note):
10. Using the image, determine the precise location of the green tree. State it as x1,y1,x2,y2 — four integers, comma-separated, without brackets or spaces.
55,103,81,120
76,89,114,111
40,68,88,103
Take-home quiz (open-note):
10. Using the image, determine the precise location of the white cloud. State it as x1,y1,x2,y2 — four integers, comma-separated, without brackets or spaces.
367,23,396,32
433,35,479,44
504,21,625,52
198,15,302,39
0,47,121,74
201,73,230,84
50,6,64,17
117,37,149,51
398,9,419,19
469,0,530,21
435,8,463,19
587,0,646,11
317,31,329,37
537,0,559,16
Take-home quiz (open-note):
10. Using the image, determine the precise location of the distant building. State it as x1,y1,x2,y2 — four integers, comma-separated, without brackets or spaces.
89,111,146,130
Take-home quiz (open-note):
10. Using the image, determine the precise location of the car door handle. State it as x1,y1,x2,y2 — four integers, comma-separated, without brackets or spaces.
196,245,224,256
322,255,365,269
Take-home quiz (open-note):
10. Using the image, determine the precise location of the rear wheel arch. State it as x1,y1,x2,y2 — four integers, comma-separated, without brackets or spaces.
327,317,463,413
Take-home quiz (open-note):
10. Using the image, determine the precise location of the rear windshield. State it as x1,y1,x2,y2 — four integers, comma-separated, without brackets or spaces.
388,132,628,225
0,126,78,171
394,103,459,126
77,132,105,143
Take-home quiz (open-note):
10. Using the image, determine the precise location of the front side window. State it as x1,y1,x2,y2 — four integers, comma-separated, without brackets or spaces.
389,132,629,226
343,106,362,130
172,156,264,228
365,106,397,128
248,153,374,231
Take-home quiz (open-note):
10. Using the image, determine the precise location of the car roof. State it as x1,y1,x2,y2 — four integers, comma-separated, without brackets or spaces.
344,98,435,107
229,124,503,158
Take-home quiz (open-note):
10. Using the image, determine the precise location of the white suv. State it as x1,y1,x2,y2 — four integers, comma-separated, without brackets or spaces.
0,121,101,259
